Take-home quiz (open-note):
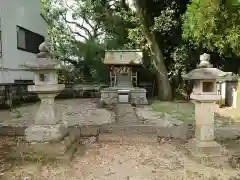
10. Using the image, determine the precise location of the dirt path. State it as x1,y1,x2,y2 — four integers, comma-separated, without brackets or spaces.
2,140,239,180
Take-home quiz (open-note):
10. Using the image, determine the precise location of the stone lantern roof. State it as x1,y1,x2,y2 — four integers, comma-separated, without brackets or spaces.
182,53,238,81
21,41,60,70
21,59,59,70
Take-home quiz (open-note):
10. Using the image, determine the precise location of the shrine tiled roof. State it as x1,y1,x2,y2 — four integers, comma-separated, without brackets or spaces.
104,50,143,65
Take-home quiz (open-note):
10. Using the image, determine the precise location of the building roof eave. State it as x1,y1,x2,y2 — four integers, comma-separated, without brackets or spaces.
40,13,50,25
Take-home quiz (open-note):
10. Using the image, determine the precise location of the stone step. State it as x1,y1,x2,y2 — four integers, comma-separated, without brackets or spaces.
0,126,26,136
98,133,158,144
0,158,5,163
54,129,81,162
115,104,139,124
99,124,190,138
56,140,80,163
77,123,192,140
76,124,162,136
99,124,159,134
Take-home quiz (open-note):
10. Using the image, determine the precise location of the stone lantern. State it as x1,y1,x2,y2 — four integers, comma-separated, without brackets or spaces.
21,41,66,142
182,53,235,160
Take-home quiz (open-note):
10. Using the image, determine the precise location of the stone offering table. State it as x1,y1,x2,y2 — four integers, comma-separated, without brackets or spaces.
182,53,237,164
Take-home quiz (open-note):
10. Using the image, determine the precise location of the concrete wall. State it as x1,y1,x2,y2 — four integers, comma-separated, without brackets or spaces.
0,0,47,83
0,83,106,107
225,81,238,108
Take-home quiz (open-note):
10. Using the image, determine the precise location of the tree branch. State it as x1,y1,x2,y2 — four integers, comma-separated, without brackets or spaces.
64,0,73,10
81,14,95,30
72,31,89,41
59,13,90,41
92,22,102,38
60,13,93,39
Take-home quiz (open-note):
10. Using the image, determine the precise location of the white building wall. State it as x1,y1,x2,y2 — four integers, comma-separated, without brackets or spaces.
0,0,47,83
220,82,226,103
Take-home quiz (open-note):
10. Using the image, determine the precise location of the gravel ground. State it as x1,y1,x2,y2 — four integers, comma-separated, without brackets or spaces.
0,100,239,179
1,141,239,180
0,136,16,176
0,99,114,127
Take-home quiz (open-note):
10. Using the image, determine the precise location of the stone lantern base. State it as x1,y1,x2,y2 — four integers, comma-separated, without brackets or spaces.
186,98,229,166
11,128,80,162
12,84,80,161
186,138,228,166
187,138,222,156
25,123,68,142
25,84,67,142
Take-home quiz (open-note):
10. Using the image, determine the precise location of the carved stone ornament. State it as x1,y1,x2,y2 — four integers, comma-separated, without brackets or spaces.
36,41,51,59
198,53,213,68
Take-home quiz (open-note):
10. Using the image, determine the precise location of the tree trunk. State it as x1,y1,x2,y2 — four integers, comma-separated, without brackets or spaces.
148,35,172,100
134,0,172,100
155,71,172,100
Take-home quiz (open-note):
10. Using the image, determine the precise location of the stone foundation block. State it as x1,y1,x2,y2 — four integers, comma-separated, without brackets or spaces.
11,131,80,162
25,123,68,142
186,138,228,167
187,138,222,155
100,88,148,105
80,126,99,136
156,122,193,140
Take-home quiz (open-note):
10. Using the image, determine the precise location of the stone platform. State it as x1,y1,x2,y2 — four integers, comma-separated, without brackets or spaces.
0,99,238,141
11,128,81,162
0,99,115,136
100,87,148,105
98,104,192,143
0,100,193,144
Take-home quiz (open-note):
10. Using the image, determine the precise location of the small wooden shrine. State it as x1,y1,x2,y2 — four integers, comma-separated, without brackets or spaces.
100,49,148,105
104,50,143,87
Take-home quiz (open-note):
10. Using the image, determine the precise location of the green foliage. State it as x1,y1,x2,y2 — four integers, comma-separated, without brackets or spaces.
169,45,189,79
126,0,184,50
182,0,240,55
58,67,83,84
151,1,179,36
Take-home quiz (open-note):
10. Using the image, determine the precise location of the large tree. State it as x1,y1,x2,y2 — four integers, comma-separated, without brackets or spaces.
43,0,194,99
